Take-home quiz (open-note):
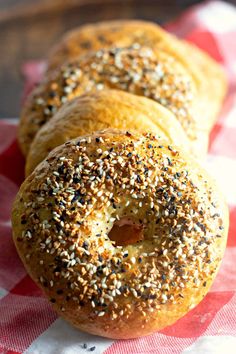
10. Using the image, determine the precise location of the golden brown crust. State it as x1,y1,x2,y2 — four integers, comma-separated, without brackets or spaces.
19,45,199,156
47,19,227,131
25,90,191,176
47,20,170,72
12,130,228,339
169,39,227,131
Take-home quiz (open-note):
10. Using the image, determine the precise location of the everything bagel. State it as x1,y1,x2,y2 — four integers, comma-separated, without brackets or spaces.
47,19,226,135
12,130,228,339
19,45,198,156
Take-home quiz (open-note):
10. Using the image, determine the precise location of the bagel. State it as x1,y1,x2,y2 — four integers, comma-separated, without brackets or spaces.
47,19,227,129
19,45,200,156
25,90,190,176
12,130,228,339
47,20,169,72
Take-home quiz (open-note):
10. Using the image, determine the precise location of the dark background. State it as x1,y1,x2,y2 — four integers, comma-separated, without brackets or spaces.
0,0,235,118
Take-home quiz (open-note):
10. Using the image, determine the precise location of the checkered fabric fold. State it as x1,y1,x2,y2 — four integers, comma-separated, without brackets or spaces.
0,1,236,353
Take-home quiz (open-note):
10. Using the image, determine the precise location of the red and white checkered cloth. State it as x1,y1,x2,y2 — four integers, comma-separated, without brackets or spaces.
1,1,236,353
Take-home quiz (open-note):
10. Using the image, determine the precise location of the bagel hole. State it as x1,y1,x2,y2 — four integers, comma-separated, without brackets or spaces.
108,217,144,246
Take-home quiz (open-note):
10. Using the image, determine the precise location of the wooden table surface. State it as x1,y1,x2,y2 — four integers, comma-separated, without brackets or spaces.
0,0,232,118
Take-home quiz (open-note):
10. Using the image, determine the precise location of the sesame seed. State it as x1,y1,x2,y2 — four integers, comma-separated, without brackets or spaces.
130,257,136,264
98,311,105,317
